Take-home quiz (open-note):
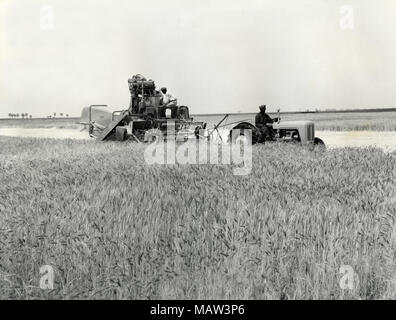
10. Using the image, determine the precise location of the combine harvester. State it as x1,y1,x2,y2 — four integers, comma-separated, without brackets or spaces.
80,74,324,146
80,74,207,142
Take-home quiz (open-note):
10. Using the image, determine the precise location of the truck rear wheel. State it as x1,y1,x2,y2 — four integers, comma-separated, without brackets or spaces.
228,122,261,144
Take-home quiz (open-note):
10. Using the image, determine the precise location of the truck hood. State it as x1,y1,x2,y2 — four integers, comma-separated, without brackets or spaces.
272,120,314,129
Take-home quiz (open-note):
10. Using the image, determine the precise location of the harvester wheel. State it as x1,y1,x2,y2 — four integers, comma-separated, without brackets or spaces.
116,127,127,141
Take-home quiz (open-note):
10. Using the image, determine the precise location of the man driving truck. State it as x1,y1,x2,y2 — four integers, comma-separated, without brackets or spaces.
255,105,279,141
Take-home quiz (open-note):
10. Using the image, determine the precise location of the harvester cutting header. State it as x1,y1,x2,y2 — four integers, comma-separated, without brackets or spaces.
80,74,206,142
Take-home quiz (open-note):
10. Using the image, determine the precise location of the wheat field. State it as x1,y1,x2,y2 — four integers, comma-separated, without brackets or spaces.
0,136,395,299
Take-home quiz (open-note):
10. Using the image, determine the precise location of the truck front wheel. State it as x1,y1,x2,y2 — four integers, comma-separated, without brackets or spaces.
314,137,325,147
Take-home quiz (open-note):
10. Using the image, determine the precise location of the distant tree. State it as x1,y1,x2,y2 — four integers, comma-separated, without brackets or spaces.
60,113,64,117
8,113,11,118
66,114,69,117
21,113,25,119
53,112,56,118
29,115,32,119
16,113,19,118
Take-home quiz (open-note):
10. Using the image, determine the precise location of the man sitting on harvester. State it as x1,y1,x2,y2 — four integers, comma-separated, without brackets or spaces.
255,105,279,141
160,87,177,108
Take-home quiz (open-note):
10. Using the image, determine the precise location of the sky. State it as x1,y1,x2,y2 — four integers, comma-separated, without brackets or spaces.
1,0,396,117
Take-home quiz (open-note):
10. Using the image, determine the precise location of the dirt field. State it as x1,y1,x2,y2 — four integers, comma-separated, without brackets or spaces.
0,127,88,140
317,131,396,152
0,127,395,152
1,110,396,131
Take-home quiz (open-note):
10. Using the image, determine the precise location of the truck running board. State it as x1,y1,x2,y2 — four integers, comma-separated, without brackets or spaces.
96,110,129,141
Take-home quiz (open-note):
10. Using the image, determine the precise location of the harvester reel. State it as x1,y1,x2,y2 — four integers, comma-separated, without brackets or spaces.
143,117,157,130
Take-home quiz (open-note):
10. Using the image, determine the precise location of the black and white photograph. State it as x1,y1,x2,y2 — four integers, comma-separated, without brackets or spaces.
0,0,395,305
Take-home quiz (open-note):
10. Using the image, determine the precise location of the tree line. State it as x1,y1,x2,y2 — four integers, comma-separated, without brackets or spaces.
7,113,70,119
8,113,31,119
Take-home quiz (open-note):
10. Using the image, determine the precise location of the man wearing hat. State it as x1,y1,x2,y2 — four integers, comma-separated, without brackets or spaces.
255,105,277,141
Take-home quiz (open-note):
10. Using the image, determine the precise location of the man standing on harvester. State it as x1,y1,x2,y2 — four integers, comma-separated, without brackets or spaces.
255,105,278,141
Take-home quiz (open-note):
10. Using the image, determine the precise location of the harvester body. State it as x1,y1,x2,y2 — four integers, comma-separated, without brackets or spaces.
80,74,206,142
